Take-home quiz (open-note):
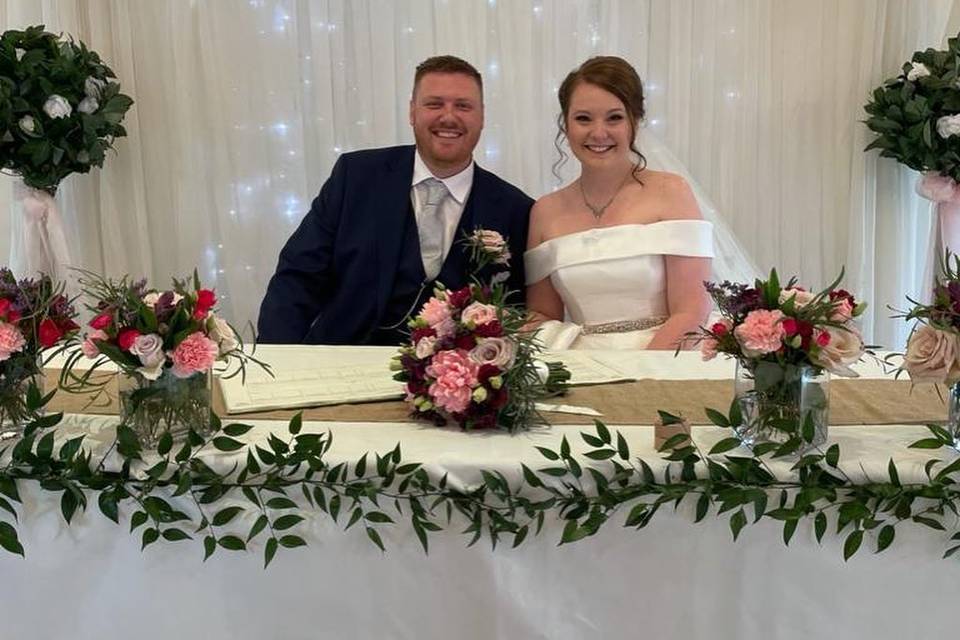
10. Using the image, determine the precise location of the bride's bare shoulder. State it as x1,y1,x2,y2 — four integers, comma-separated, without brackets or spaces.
637,170,702,220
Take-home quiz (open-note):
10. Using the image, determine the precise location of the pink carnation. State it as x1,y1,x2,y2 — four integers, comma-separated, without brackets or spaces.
0,321,26,362
81,329,108,359
734,309,786,357
420,297,452,328
170,332,219,378
425,349,479,414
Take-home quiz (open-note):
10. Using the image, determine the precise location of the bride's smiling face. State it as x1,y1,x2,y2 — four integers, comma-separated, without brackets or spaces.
565,82,635,168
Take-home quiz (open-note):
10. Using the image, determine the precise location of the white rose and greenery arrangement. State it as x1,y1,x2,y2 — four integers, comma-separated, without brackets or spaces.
0,25,133,194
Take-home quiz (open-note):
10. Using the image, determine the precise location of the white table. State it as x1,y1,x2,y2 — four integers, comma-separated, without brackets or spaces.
2,350,957,640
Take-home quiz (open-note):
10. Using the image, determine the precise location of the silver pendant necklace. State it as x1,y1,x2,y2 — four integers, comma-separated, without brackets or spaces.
579,170,633,220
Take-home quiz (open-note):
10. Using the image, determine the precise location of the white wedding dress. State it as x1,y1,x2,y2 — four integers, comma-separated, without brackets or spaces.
524,219,715,350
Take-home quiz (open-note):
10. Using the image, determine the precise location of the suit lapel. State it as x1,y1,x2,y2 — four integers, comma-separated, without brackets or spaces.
374,146,418,320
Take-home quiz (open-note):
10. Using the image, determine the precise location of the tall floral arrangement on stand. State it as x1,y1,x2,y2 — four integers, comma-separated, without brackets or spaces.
0,267,78,435
864,33,960,288
394,230,568,432
0,25,133,280
691,270,867,450
62,271,268,445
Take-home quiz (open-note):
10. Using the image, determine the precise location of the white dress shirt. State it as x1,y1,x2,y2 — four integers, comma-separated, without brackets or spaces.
410,149,474,271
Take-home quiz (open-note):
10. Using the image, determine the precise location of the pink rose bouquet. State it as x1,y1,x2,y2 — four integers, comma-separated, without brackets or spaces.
394,229,568,432
899,251,960,386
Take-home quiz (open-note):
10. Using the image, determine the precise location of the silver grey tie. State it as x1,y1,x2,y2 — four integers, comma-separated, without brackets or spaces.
417,178,450,281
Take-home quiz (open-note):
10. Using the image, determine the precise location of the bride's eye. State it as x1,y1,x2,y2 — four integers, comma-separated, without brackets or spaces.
574,114,591,123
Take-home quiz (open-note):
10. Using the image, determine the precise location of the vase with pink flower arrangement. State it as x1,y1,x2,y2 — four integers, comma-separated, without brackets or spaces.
63,271,266,445
692,269,867,451
0,268,79,437
898,251,960,450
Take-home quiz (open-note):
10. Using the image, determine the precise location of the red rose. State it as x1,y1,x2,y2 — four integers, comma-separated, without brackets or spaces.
474,321,503,337
710,321,730,336
489,387,509,409
6,309,20,323
411,327,437,343
117,328,141,351
816,330,831,347
38,318,63,348
446,287,472,309
477,364,500,384
454,334,477,350
0,298,10,319
194,289,217,318
90,312,112,330
60,319,80,333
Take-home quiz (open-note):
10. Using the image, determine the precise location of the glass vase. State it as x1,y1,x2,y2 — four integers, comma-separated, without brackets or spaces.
734,361,829,449
118,368,213,446
947,381,960,451
0,358,44,440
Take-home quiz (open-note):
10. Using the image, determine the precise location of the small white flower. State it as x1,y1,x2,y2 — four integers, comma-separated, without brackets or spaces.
937,114,960,139
42,95,72,119
18,115,36,134
84,76,106,99
14,48,24,61
77,96,99,114
906,62,931,81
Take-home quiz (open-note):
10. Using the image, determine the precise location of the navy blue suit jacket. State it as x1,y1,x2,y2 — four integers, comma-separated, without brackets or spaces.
257,145,533,344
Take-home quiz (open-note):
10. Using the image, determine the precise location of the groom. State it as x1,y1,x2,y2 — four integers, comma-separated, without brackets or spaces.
258,56,532,345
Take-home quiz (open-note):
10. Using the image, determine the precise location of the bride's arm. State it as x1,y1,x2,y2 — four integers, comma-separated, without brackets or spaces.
646,254,712,350
522,200,564,330
646,174,712,350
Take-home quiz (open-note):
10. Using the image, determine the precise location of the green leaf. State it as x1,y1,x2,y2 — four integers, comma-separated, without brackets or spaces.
264,537,278,568
535,446,559,461
825,444,840,468
616,432,630,460
909,438,945,449
583,448,617,460
729,509,747,541
580,432,604,448
560,436,571,459
366,527,385,551
248,515,269,542
705,408,730,428
877,525,895,553
782,519,798,546
695,494,710,523
161,528,191,542
814,512,827,543
212,506,244,527
130,510,148,532
521,464,544,488
203,535,216,561
888,459,901,486
218,535,246,551
265,497,298,510
595,420,611,444
223,423,254,437
98,491,119,523
0,521,24,557
156,431,173,456
274,514,305,530
355,453,367,478
843,529,863,561
913,515,945,530
709,437,742,455
364,511,394,524
60,490,79,524
278,535,307,548
36,432,54,460
141,527,159,550
212,436,245,452
288,412,303,435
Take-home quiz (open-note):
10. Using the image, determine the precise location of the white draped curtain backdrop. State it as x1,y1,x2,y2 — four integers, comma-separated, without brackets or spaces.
1,0,958,347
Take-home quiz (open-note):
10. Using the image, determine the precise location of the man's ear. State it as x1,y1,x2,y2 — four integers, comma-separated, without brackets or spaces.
409,99,415,127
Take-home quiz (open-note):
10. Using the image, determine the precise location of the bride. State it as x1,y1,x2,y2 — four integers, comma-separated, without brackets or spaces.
524,56,714,350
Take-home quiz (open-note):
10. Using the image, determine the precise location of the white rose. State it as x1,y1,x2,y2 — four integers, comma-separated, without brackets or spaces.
937,114,960,139
778,288,815,308
18,115,36,134
206,313,239,355
42,95,72,119
906,62,931,81
415,335,437,359
77,96,99,114
130,333,165,368
468,337,517,369
142,292,161,307
812,326,864,377
84,76,106,99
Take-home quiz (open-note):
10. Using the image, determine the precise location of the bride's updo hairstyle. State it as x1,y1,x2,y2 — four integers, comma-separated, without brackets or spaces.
554,56,648,183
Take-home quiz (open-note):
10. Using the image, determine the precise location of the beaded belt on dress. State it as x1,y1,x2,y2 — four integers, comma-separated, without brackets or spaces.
581,316,668,335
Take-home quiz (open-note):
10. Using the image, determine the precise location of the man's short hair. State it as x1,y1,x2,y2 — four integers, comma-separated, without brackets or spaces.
413,55,483,99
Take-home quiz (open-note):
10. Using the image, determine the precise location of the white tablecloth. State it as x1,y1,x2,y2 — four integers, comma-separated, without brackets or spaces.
2,350,956,640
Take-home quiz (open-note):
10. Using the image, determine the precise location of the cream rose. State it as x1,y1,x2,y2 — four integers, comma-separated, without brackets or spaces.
84,76,106,99
903,324,960,384
906,62,931,81
206,314,239,355
779,288,815,308
18,115,36,134
938,114,960,139
812,325,864,377
469,337,517,369
460,302,498,327
77,96,99,114
43,95,72,119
